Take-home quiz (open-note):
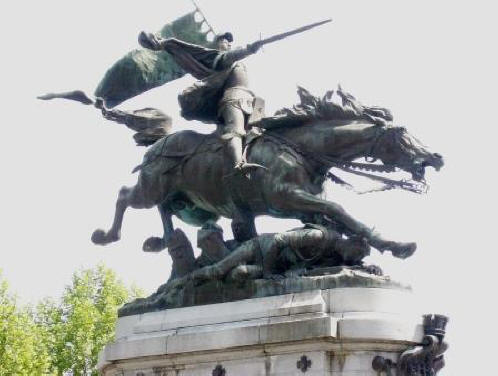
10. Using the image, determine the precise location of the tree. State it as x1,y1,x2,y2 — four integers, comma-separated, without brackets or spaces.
0,265,143,376
0,271,53,376
42,264,144,376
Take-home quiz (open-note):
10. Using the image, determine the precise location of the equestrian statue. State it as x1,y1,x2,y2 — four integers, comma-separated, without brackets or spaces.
38,16,444,288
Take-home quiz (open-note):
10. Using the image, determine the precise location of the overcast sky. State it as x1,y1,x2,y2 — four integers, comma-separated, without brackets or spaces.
1,0,496,374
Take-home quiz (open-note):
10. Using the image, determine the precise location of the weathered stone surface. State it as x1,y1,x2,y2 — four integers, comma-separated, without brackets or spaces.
99,286,423,376
118,267,408,316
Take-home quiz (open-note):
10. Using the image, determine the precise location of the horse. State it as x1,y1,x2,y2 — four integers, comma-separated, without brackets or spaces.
91,119,443,258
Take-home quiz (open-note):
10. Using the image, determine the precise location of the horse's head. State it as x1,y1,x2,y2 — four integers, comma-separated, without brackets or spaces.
372,126,444,182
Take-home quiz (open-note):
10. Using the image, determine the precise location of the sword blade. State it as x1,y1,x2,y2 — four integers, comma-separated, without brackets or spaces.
259,19,332,45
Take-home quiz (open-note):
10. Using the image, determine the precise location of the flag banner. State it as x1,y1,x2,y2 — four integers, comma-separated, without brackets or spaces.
95,11,214,108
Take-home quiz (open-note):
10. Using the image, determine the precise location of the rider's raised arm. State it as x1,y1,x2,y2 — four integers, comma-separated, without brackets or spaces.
214,41,262,70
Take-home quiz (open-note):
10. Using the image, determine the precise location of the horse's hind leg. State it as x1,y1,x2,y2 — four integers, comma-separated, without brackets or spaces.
91,184,149,246
231,207,258,242
142,203,174,252
274,188,416,259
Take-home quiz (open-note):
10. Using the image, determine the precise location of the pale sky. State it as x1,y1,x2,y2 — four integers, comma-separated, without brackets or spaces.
1,1,496,374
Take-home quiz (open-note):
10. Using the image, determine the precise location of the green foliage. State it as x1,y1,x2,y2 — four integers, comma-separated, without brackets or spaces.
0,272,53,376
47,265,143,376
0,266,144,376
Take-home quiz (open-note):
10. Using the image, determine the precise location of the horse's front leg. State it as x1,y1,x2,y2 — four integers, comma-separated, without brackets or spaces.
273,188,416,259
142,203,174,252
92,185,146,245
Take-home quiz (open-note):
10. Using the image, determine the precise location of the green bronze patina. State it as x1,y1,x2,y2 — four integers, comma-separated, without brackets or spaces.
39,15,445,316
95,12,213,108
119,266,408,316
91,86,444,261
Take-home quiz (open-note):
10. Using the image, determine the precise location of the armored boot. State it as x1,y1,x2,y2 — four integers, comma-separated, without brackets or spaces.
224,135,266,177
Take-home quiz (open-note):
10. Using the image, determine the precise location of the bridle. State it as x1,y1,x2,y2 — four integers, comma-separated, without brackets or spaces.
261,127,427,194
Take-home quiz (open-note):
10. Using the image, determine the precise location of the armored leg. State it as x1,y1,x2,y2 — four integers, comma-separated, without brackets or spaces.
220,105,262,173
220,65,249,172
219,64,265,174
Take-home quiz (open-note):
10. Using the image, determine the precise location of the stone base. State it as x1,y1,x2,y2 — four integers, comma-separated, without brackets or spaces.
118,267,408,316
99,287,423,375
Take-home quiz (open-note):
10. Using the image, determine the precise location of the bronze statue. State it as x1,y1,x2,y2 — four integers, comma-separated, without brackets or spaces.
39,15,444,295
90,85,443,259
138,31,265,174
137,20,331,175
39,16,449,372
196,222,232,268
165,229,197,282
117,220,385,316
191,223,372,282
168,221,372,283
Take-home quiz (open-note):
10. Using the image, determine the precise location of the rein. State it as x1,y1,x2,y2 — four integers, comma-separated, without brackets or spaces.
262,130,426,194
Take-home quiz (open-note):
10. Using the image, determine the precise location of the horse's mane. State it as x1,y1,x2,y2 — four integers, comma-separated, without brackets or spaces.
133,85,395,147
137,86,393,157
255,86,393,131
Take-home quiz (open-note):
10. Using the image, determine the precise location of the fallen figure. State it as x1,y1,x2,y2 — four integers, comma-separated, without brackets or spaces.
118,223,391,316
191,223,375,282
163,222,382,291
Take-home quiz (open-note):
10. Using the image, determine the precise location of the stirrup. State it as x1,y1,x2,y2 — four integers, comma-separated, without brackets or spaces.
235,162,268,172
223,162,268,179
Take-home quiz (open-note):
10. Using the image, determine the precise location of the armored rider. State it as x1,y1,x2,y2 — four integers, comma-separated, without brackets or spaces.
138,31,265,174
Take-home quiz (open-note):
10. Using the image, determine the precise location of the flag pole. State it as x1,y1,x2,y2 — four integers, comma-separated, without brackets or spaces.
190,0,216,37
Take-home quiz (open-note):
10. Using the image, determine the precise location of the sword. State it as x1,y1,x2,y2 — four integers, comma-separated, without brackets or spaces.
256,19,332,48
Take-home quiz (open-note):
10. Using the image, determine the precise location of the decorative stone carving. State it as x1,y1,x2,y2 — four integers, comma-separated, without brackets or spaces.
212,364,226,376
372,314,449,375
297,355,312,373
372,356,396,375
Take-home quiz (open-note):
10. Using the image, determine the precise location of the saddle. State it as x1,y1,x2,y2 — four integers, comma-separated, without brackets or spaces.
134,129,264,176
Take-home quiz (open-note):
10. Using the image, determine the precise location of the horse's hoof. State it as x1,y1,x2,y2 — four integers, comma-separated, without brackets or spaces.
391,242,417,259
91,229,120,245
143,237,166,252
91,229,109,245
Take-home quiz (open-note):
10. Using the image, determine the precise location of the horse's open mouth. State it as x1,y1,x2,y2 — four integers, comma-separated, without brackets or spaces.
411,164,426,182
332,159,430,194
410,153,444,182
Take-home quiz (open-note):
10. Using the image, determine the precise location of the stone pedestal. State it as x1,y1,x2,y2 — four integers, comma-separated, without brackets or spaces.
99,286,424,375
